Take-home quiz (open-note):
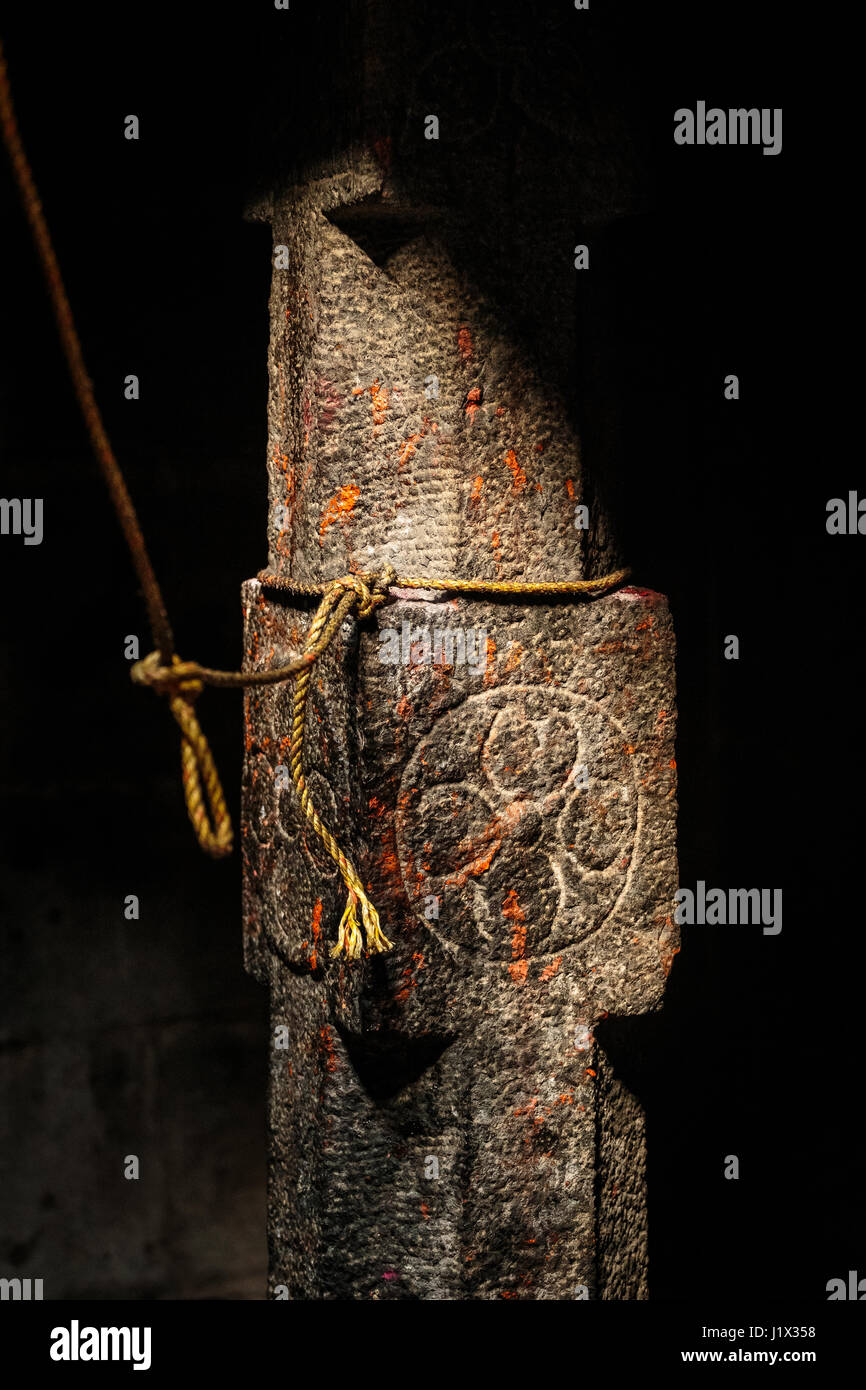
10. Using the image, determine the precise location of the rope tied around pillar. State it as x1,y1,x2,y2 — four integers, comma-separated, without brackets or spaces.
0,37,631,960
129,563,628,956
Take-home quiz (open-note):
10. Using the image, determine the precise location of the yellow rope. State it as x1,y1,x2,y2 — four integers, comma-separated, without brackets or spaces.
129,656,233,858
256,566,632,601
0,35,633,962
132,564,630,957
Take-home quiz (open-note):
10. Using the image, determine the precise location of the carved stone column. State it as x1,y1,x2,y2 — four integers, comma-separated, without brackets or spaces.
241,0,677,1299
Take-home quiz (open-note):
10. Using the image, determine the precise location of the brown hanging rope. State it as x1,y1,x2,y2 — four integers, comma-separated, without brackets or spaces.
0,35,632,958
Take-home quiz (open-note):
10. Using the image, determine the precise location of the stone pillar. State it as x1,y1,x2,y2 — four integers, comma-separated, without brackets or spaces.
241,1,677,1299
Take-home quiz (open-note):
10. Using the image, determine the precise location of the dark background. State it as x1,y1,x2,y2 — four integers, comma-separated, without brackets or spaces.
0,0,859,1302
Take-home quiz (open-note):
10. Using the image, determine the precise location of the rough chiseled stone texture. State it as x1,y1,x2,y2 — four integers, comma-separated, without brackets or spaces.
241,0,675,1300
242,584,677,1298
263,180,616,588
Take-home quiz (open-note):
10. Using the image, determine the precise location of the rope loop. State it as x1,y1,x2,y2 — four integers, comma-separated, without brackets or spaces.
0,36,636,961
131,652,232,860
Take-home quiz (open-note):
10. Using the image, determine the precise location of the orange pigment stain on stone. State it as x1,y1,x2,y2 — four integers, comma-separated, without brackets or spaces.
503,642,523,673
396,694,413,720
503,889,528,984
445,802,527,888
446,839,500,888
320,1026,338,1073
504,449,527,493
483,635,497,686
458,325,473,361
399,432,423,467
470,475,484,504
370,378,389,425
540,955,562,981
319,484,360,536
465,386,482,424
308,899,323,971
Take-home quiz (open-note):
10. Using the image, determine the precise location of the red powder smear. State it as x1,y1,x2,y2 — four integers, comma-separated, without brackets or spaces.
319,484,360,536
504,449,527,493
309,899,323,971
421,1203,430,1220
446,800,527,889
316,379,342,431
376,826,405,898
483,635,496,686
540,955,562,981
320,1026,338,1073
503,889,528,985
458,325,473,361
371,378,389,425
465,385,482,424
565,478,575,499
382,1270,398,1281
446,838,500,889
503,642,523,674
399,431,423,467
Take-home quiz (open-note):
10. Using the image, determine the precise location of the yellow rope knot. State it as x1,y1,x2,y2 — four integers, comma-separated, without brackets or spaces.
131,652,233,860
327,565,397,618
289,569,396,961
0,38,632,965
